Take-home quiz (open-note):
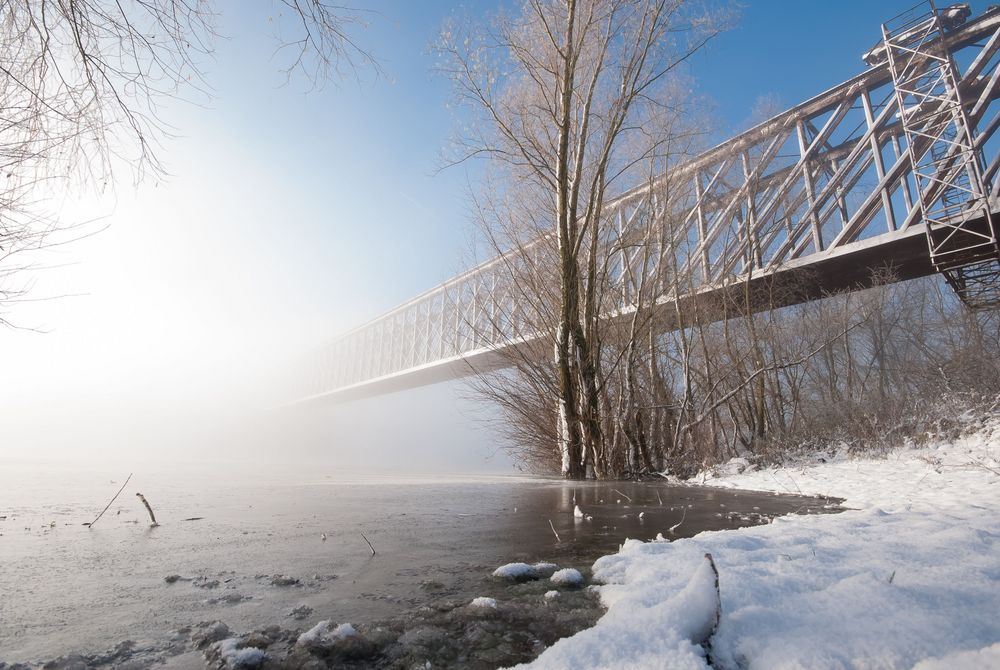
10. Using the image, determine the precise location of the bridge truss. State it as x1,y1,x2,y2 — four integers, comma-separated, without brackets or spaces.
297,3,1000,404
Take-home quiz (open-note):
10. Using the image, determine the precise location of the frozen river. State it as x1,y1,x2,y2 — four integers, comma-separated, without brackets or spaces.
0,460,839,664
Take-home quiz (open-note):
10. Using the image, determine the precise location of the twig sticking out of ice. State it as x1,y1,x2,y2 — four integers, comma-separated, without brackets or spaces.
135,492,159,527
86,473,132,528
669,507,687,534
360,530,376,556
612,488,633,502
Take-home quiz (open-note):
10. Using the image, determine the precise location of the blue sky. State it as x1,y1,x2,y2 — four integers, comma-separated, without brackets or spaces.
1,0,993,471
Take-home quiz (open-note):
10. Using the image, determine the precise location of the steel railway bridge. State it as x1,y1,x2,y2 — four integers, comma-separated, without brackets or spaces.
294,2,1000,405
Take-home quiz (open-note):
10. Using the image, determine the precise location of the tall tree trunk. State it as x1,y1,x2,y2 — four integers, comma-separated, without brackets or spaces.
554,0,586,479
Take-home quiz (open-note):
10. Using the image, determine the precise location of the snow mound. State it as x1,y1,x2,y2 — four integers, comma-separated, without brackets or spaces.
517,417,1000,669
544,590,560,600
215,638,266,668
516,555,720,669
574,505,584,519
469,596,498,609
493,561,558,580
550,568,584,587
296,621,357,647
332,623,357,639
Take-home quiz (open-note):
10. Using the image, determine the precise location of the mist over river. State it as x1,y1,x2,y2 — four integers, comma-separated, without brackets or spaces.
0,460,839,665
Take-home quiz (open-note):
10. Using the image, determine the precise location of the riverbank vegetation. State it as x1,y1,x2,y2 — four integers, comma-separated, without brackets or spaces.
473,268,1000,478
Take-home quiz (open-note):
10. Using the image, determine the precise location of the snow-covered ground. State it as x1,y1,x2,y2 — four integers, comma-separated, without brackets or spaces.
519,412,1000,669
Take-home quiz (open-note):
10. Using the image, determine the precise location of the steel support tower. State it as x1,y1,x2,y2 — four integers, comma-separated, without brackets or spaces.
883,1,1000,308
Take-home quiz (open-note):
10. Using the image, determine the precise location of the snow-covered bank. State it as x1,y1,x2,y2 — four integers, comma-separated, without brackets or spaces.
519,413,1000,669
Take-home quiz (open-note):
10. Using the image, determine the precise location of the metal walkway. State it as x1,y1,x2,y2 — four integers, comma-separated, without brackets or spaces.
295,2,1000,404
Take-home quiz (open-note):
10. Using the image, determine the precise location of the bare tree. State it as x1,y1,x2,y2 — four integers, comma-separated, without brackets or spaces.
439,0,730,478
0,0,376,325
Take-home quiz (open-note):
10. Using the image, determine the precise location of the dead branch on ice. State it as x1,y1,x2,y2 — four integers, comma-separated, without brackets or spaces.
548,519,562,543
86,473,132,528
135,492,159,527
360,530,376,556
669,507,687,534
612,489,633,502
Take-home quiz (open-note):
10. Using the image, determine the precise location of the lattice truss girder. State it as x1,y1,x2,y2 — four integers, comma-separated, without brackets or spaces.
302,7,1000,399
883,1,1000,306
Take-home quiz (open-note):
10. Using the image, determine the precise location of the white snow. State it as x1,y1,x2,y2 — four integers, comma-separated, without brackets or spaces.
912,642,1000,669
544,590,560,600
493,561,558,580
517,415,1000,669
331,623,357,639
296,621,328,646
516,556,721,669
550,568,584,587
215,638,266,668
296,620,357,647
470,596,498,609
574,505,584,519
493,562,535,579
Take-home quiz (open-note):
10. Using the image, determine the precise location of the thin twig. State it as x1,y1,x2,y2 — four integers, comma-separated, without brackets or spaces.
87,473,132,528
783,470,803,495
669,507,687,534
548,519,561,543
360,530,376,556
612,488,633,502
135,492,159,527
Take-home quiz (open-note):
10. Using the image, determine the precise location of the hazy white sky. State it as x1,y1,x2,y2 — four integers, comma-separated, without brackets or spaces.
2,0,988,471
0,0,491,469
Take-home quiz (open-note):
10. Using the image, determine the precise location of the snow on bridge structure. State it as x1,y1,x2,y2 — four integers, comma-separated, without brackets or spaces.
295,2,1000,405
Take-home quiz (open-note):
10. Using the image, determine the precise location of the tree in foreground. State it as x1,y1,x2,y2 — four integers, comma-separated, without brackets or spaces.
439,0,730,478
0,0,374,325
